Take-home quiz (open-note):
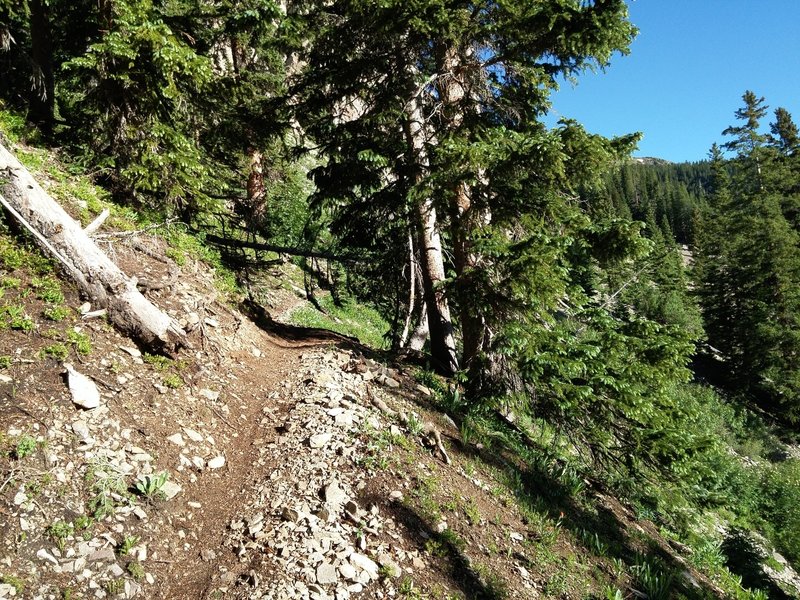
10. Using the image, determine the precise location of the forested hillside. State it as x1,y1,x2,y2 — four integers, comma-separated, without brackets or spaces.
1,2,800,599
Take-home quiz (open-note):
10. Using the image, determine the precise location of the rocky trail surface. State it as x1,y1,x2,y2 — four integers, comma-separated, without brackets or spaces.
0,236,545,600
6,232,796,600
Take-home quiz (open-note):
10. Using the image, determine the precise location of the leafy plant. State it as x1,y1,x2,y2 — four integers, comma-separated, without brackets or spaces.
118,535,140,556
632,556,673,600
143,353,172,370
41,344,69,360
0,574,25,595
47,520,73,552
162,373,183,389
85,460,131,519
66,330,92,354
31,276,64,304
13,434,38,459
0,304,34,331
135,471,169,500
0,276,21,289
43,305,73,321
127,561,145,581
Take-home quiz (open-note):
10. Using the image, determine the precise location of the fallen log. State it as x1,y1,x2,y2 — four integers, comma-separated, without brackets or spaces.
0,142,186,354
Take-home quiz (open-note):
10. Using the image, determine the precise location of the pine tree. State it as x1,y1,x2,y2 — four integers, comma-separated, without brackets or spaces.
288,0,639,377
697,94,800,421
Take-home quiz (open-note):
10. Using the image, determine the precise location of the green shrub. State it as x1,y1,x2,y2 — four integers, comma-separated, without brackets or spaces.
67,330,92,355
31,276,64,304
44,306,73,321
41,344,69,360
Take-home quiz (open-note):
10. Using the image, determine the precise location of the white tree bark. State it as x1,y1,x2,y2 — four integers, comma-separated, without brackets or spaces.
0,142,186,353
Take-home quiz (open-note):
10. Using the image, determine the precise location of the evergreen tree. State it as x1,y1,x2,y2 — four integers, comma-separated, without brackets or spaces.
697,94,800,422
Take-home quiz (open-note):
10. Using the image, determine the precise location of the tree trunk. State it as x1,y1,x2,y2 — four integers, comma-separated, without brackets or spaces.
436,43,489,376
0,142,187,354
28,0,55,132
398,232,417,347
415,198,458,375
403,94,458,375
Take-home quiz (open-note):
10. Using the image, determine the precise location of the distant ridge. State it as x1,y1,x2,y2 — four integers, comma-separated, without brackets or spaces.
630,156,673,165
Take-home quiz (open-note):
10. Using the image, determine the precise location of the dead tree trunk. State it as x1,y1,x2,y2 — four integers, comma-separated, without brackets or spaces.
0,142,186,354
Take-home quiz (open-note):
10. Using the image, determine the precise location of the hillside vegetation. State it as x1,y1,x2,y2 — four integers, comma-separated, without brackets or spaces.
1,2,800,598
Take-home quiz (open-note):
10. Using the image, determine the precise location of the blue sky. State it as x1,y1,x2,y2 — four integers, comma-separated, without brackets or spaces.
546,0,800,163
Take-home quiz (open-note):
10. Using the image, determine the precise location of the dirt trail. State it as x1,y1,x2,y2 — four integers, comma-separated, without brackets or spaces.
154,333,303,598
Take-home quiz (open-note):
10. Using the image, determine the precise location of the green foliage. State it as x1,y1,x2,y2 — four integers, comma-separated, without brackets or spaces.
43,305,73,322
61,0,215,214
47,520,74,552
118,535,140,556
162,373,183,389
134,471,169,500
13,434,38,460
143,353,172,370
126,561,145,581
631,555,673,600
0,574,25,595
41,343,69,360
0,304,34,331
289,295,390,349
85,460,131,519
31,277,64,304
67,330,92,355
696,93,800,422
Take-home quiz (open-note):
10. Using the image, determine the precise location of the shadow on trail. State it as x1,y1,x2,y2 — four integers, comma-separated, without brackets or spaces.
240,298,364,348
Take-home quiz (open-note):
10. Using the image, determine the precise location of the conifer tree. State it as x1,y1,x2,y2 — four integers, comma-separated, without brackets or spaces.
697,94,800,421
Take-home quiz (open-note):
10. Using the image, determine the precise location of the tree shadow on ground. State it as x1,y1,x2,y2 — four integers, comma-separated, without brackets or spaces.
722,528,792,600
361,491,510,600
457,428,727,600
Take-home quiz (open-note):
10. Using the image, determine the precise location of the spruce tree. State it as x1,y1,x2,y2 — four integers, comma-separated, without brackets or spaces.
697,94,800,421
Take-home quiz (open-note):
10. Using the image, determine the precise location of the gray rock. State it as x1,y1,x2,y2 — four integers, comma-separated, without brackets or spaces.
316,562,337,585
201,549,217,561
72,420,92,442
65,363,101,409
167,433,185,446
383,377,400,389
338,562,357,581
160,480,182,500
324,481,348,509
87,547,116,563
349,553,379,579
310,433,333,449
207,455,226,469
183,428,204,442
377,554,402,578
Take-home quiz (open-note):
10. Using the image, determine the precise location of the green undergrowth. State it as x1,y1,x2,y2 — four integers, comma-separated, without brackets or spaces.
413,368,796,599
0,105,241,299
289,293,390,349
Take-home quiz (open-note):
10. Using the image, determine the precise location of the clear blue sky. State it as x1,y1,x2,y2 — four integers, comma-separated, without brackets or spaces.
546,0,800,163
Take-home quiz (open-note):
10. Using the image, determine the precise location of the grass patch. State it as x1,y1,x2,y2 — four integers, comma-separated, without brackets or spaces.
41,343,69,360
0,304,34,331
289,295,389,349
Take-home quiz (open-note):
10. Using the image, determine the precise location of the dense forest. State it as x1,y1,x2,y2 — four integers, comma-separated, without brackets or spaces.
2,1,800,598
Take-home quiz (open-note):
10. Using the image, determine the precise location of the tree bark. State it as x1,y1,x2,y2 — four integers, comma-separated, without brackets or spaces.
398,232,417,348
403,94,458,375
0,142,186,354
436,43,489,376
